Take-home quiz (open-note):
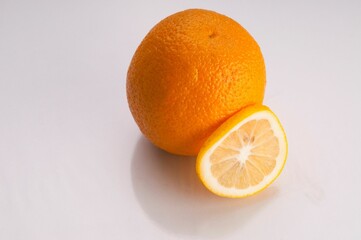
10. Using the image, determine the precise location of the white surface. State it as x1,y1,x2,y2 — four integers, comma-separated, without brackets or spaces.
1,0,361,239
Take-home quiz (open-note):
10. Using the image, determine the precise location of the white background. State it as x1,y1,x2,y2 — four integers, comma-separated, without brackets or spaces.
1,0,361,239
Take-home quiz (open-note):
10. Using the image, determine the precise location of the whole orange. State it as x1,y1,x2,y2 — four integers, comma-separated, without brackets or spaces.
127,9,266,156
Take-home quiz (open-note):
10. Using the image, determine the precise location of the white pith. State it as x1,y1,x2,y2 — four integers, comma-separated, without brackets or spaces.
200,110,287,197
238,145,252,164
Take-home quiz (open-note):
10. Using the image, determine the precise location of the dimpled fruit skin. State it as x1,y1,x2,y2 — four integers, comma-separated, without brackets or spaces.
127,9,266,156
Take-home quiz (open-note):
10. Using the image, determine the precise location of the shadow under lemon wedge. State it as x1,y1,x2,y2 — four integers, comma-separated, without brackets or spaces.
196,105,288,198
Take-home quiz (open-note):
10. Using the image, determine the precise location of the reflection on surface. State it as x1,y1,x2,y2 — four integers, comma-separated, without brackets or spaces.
131,136,278,238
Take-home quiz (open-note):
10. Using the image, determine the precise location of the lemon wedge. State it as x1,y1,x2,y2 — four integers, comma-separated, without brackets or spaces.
196,105,288,198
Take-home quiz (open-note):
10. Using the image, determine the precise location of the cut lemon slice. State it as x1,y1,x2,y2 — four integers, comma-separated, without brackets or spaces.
196,105,288,198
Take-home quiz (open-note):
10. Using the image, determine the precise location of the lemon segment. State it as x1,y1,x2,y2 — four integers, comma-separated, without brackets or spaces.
196,105,288,198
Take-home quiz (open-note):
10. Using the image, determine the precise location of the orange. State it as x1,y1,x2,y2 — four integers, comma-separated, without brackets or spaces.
196,105,288,198
127,9,266,156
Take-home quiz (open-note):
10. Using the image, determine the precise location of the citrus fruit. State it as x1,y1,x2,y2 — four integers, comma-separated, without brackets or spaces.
196,105,287,198
127,9,266,156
